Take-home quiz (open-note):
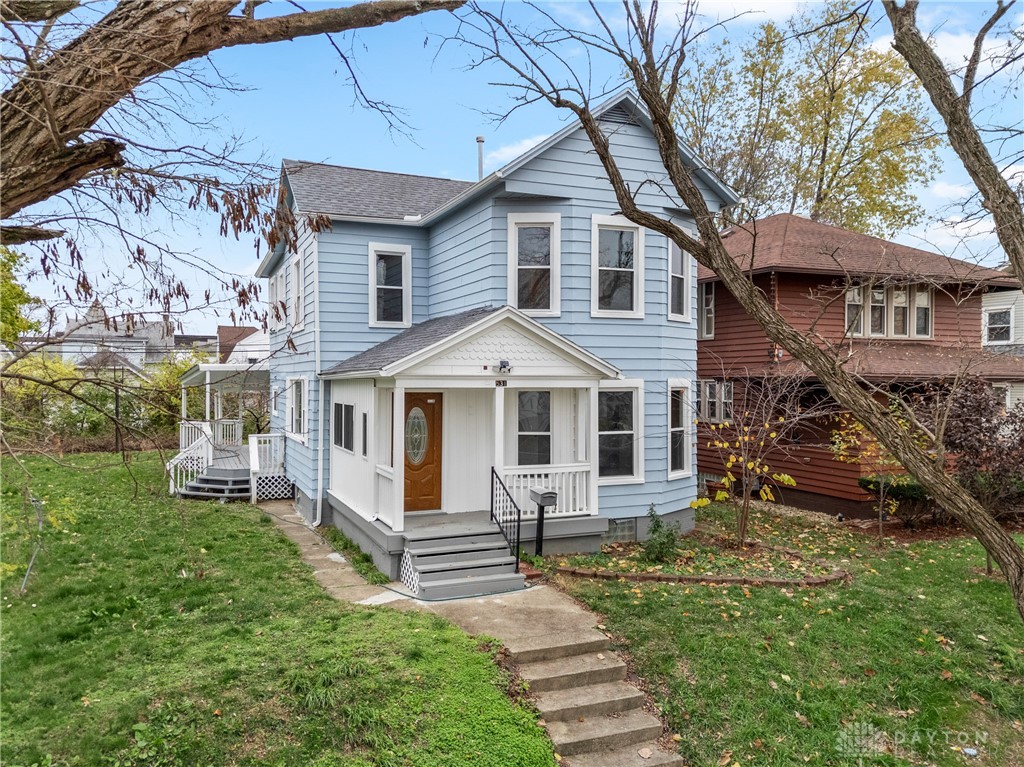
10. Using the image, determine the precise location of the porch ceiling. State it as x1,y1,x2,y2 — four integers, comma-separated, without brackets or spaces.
180,362,269,391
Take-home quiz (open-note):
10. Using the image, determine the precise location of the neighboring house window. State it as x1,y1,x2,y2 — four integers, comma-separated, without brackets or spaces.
869,286,886,336
891,287,909,337
697,380,733,424
517,391,551,465
508,213,560,315
668,381,691,478
914,287,932,337
592,215,644,317
845,286,864,336
984,308,1013,344
287,379,306,438
697,282,714,338
291,257,304,330
333,402,354,452
368,242,412,328
992,384,1009,409
598,384,643,481
668,242,690,322
362,413,368,458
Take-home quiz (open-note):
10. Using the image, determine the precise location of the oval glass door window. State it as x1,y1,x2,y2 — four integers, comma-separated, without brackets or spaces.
405,407,428,465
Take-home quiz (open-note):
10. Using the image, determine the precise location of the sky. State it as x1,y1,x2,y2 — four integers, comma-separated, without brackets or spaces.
20,1,1024,334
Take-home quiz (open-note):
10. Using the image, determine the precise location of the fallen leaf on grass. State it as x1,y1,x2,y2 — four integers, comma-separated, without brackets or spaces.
795,711,810,727
863,668,876,677
940,670,953,681
970,692,988,706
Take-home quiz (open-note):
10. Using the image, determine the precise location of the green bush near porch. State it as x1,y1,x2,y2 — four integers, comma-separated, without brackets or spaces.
1,453,555,767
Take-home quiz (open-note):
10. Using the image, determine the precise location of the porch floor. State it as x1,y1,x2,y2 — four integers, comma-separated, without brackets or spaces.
402,510,493,539
209,445,250,471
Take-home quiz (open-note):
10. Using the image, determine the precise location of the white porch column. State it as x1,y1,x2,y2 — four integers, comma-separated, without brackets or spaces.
204,370,211,420
391,384,405,533
493,384,505,478
180,384,187,418
215,387,223,420
588,381,599,516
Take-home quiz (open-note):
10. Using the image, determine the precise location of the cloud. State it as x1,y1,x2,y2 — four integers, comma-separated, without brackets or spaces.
929,180,974,201
483,134,549,170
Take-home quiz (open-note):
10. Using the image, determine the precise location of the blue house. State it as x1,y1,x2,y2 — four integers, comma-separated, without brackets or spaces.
241,91,737,596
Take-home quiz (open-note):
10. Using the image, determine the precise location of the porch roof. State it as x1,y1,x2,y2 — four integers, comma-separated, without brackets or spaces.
180,361,269,391
321,305,620,380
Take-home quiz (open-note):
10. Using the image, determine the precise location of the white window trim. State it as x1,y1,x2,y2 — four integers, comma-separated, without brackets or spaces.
890,286,910,338
868,285,887,337
285,377,308,444
516,390,553,466
698,281,715,339
992,383,1010,409
368,242,413,329
696,379,733,424
983,306,1014,346
912,286,932,339
667,378,693,479
591,214,645,319
845,286,864,337
270,385,279,416
334,402,355,455
667,240,692,323
291,257,305,331
597,379,645,486
507,212,561,317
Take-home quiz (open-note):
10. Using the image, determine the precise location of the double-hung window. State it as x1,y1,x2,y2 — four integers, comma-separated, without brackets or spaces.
845,286,864,336
668,242,690,321
508,213,560,315
592,215,644,317
984,308,1012,344
598,384,643,481
291,258,304,330
846,284,932,339
368,242,412,327
333,402,355,452
914,288,932,337
287,378,307,439
696,380,733,424
668,381,692,478
517,391,551,465
869,287,886,336
891,287,909,337
697,282,715,338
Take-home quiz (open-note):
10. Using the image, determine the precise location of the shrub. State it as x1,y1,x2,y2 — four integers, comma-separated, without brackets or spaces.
859,474,935,528
641,504,680,563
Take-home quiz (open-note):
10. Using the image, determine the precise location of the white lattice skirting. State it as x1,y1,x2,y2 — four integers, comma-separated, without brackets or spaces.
399,549,420,594
254,474,293,501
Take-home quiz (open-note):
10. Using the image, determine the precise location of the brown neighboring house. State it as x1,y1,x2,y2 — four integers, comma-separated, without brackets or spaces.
216,325,259,363
696,213,1024,515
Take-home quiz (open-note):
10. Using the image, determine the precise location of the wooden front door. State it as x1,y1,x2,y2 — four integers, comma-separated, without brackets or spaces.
404,392,443,512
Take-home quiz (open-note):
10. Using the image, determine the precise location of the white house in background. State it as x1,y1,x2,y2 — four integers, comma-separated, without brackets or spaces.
982,279,1024,408
176,90,739,598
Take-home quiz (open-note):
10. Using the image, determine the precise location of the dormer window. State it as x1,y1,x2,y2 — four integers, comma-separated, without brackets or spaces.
508,213,561,316
368,242,412,328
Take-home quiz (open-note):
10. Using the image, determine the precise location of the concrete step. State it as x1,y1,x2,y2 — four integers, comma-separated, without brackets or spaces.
520,651,626,693
567,744,685,767
506,628,610,664
415,556,518,582
535,681,644,722
416,571,525,600
544,709,663,756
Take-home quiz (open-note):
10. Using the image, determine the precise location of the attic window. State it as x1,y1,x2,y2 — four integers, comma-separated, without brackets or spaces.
599,104,640,126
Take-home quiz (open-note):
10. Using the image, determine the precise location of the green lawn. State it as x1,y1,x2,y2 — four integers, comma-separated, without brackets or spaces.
559,504,1024,767
1,453,556,767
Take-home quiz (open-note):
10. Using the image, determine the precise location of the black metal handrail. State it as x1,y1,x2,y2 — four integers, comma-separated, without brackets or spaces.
490,467,522,573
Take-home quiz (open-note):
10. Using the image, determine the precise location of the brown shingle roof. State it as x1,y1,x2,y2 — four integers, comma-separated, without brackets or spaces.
737,343,1024,382
697,214,1018,287
217,325,259,363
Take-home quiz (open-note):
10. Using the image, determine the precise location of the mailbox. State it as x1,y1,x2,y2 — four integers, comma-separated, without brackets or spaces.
529,487,557,507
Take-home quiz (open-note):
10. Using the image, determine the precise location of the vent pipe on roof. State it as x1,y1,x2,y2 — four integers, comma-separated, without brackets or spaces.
477,136,485,180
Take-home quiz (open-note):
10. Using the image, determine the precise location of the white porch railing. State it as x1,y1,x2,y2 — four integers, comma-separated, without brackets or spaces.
503,463,592,517
180,419,243,449
168,422,214,495
248,433,291,503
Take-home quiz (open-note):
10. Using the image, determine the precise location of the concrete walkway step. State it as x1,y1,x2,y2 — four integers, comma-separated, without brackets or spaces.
520,651,626,693
567,743,685,767
535,680,644,722
544,708,663,756
506,628,609,664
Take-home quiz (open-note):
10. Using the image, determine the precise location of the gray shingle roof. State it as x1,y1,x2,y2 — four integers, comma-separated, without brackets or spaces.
283,159,475,220
322,306,500,376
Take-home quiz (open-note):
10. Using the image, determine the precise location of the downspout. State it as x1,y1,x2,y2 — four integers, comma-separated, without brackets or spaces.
313,227,325,527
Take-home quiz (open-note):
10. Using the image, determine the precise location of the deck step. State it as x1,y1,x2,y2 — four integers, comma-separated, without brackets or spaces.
179,490,250,500
535,681,645,722
544,709,663,756
520,651,626,693
566,744,685,767
416,571,525,600
204,467,250,479
406,537,509,558
415,556,518,582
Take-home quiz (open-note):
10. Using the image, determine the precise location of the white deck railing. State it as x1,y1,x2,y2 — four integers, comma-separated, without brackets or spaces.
180,419,243,449
168,422,214,494
248,433,289,503
503,463,592,517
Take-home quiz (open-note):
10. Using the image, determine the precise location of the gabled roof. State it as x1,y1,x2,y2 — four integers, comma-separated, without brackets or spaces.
699,213,1018,287
217,325,260,363
78,349,145,377
282,160,475,221
321,305,620,379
